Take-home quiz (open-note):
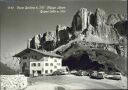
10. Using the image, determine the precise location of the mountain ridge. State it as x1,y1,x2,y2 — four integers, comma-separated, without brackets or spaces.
27,8,127,57
0,61,17,75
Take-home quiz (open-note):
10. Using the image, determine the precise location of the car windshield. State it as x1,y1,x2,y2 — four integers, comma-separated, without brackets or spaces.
98,73,102,75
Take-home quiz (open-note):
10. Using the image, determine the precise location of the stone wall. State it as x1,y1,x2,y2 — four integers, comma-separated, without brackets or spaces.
0,75,28,90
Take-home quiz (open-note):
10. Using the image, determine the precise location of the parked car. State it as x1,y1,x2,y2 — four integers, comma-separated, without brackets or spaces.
51,69,69,76
105,72,121,80
60,66,69,75
52,70,64,76
70,70,77,74
81,71,89,76
90,71,104,79
73,70,89,76
98,71,107,78
73,70,83,76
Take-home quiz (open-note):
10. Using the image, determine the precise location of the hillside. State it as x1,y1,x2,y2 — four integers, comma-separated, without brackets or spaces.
61,44,127,75
0,61,17,75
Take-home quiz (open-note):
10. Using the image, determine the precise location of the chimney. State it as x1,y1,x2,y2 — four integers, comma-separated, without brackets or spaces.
27,39,31,48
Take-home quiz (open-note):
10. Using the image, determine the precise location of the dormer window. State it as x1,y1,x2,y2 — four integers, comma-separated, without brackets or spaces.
23,56,27,59
26,50,30,53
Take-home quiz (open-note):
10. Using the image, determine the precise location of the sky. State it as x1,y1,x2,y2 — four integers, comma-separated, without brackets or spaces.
0,0,127,60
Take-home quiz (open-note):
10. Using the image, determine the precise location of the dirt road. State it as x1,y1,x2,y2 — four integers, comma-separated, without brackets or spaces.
25,75,126,90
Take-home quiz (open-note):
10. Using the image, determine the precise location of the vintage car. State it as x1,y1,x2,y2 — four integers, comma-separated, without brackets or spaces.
90,71,104,79
105,72,122,80
52,70,64,76
73,70,89,76
73,70,83,76
51,68,69,76
70,70,78,74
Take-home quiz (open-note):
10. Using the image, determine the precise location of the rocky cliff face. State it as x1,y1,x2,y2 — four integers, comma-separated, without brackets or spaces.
28,25,71,51
72,8,89,34
29,31,57,51
28,8,127,57
72,8,126,44
56,25,71,45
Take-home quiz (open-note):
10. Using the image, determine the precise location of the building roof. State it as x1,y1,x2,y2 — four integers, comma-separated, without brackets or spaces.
13,48,63,58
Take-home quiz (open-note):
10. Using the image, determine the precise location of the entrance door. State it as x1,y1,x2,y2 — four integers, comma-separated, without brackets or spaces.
22,62,29,76
37,70,41,76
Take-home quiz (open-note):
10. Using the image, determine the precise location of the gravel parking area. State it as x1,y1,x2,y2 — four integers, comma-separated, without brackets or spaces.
1,74,127,90
27,75,127,89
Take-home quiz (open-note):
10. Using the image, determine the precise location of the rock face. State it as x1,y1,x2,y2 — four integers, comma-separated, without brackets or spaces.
107,14,125,26
29,25,71,51
72,8,89,36
72,8,123,44
28,8,127,57
30,35,40,49
114,21,127,36
56,25,70,45
41,31,57,51
94,8,113,43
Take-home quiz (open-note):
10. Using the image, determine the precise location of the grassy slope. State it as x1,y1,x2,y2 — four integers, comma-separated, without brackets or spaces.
0,61,17,75
61,44,127,75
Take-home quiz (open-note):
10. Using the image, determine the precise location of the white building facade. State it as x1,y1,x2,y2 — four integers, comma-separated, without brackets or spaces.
13,48,63,76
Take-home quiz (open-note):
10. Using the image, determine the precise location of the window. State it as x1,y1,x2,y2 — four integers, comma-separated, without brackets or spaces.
50,70,53,73
54,59,57,62
23,56,27,59
45,63,48,66
54,66,57,69
38,63,40,66
50,63,53,66
45,70,48,74
57,63,60,66
32,56,34,58
31,63,36,66
37,70,41,75
35,56,37,59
